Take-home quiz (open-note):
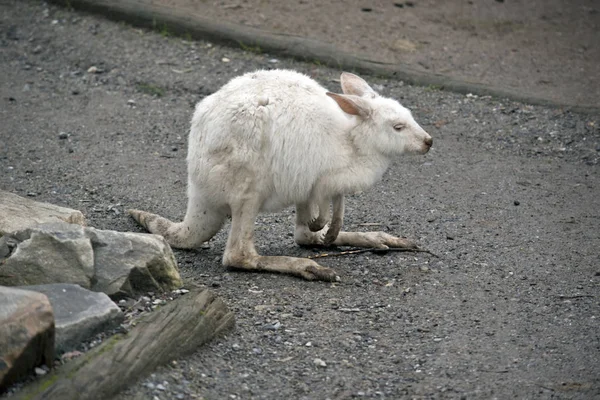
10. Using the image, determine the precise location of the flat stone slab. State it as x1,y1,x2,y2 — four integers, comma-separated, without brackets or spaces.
0,190,85,236
20,284,124,354
0,286,54,391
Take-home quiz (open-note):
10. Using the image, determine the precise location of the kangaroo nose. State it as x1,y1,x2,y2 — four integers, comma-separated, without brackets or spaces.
424,137,433,147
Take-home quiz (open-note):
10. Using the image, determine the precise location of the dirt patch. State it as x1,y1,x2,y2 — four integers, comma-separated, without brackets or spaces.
146,0,600,109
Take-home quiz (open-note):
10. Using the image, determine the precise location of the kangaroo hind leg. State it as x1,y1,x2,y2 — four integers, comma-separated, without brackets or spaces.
223,196,338,282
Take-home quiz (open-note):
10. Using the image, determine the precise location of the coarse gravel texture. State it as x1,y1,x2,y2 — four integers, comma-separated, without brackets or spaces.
1,1,599,399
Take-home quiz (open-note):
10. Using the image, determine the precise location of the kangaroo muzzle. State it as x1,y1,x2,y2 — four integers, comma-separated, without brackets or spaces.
420,135,433,154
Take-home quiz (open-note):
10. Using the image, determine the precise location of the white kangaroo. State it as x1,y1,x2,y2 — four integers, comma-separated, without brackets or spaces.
129,70,432,281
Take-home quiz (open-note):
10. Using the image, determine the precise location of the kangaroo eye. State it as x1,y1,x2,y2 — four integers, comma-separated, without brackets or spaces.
393,123,405,131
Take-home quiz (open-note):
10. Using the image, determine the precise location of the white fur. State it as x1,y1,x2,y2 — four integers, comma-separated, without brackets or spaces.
188,69,430,213
129,70,432,281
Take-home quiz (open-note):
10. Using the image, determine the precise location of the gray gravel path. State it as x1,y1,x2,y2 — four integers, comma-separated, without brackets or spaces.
1,1,599,399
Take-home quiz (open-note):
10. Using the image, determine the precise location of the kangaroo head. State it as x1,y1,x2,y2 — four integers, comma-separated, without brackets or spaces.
327,72,432,156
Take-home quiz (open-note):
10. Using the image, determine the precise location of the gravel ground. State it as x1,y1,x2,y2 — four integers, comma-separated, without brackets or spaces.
1,1,599,399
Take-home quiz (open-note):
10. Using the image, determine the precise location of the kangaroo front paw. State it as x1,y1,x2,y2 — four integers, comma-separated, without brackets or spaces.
323,222,341,246
308,216,328,232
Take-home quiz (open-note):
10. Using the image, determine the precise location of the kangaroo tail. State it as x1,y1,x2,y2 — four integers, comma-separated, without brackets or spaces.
127,209,190,249
128,208,224,249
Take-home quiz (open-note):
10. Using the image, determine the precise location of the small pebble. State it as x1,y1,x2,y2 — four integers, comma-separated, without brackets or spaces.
34,367,47,376
313,358,327,368
514,200,520,206
262,321,281,330
87,66,98,74
156,383,166,391
221,57,230,63
58,132,68,139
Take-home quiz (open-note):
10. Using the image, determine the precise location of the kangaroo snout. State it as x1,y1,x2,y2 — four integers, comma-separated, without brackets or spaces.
420,134,433,154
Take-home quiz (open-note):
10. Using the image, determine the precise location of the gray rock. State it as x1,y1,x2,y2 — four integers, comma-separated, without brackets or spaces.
313,358,327,368
0,222,182,298
0,286,55,390
0,222,182,299
0,236,11,259
20,283,124,353
0,190,85,236
0,223,95,288
87,228,182,299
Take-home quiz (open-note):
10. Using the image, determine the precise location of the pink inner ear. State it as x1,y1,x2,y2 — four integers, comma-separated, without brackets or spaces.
340,72,373,96
327,92,360,116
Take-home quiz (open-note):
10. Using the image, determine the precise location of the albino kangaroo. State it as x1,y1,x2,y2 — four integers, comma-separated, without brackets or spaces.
129,70,432,281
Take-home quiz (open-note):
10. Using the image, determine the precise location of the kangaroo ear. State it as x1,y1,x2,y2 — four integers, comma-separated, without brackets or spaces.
327,92,371,118
340,72,376,97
